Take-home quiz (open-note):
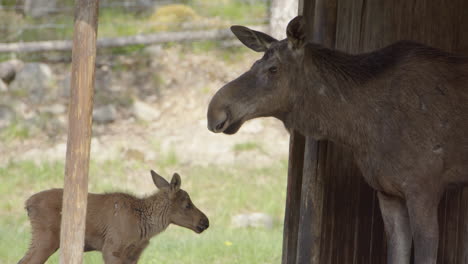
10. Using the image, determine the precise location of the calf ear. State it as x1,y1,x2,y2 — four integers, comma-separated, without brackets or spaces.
286,16,306,50
231,25,277,52
170,173,181,193
151,170,169,189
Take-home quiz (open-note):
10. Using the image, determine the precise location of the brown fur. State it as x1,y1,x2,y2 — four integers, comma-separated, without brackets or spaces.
207,16,468,264
18,171,209,264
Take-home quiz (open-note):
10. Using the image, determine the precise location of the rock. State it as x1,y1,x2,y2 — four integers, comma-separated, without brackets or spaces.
144,45,163,57
9,63,56,103
132,100,161,121
232,214,250,228
24,0,57,18
93,104,117,124
60,73,71,98
0,104,15,129
231,212,274,229
95,66,113,91
0,59,24,83
249,212,274,229
0,79,7,92
58,72,71,98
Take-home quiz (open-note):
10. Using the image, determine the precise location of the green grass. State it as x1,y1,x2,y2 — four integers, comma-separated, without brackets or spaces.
192,0,267,22
0,153,287,264
0,121,30,141
1,0,268,43
233,141,263,152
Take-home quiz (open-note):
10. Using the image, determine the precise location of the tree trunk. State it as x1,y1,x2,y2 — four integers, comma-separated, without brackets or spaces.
269,0,298,39
59,0,99,263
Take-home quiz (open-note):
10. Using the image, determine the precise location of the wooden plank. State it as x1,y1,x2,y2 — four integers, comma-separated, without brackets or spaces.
312,0,337,46
282,131,306,264
59,0,99,263
296,138,321,264
460,189,468,262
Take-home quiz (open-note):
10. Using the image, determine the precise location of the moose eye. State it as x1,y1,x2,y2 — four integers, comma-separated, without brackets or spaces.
268,66,278,74
185,203,192,209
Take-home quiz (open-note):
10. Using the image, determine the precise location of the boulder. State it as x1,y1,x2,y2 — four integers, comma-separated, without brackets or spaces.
231,212,274,229
0,79,7,92
0,104,15,129
24,0,57,18
9,63,56,103
93,104,117,124
132,100,161,121
60,73,71,98
0,59,24,83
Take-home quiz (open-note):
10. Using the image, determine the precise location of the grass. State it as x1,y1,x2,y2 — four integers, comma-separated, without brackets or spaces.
1,0,268,43
0,151,287,264
0,121,30,141
233,141,263,152
192,0,267,22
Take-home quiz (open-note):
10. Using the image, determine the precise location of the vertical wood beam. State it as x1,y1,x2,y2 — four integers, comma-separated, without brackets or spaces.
59,1,99,263
280,2,307,262
312,0,337,46
282,131,306,264
296,138,322,264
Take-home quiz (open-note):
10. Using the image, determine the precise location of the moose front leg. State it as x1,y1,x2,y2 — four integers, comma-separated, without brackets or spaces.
102,239,125,264
407,193,441,264
122,240,149,264
377,192,412,264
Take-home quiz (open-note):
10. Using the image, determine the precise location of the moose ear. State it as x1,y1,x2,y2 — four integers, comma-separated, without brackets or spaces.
151,170,169,189
231,25,277,52
170,173,181,193
286,16,306,50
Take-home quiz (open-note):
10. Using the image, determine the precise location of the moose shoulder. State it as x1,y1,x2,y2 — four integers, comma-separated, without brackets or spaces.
207,16,468,264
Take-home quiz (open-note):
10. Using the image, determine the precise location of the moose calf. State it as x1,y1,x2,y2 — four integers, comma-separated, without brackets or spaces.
19,170,209,264
208,16,468,264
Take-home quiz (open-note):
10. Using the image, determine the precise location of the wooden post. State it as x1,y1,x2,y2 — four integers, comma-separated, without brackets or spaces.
282,131,306,264
280,4,307,264
59,1,99,263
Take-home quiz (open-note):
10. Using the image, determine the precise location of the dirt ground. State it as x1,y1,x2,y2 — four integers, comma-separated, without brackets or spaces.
0,44,290,169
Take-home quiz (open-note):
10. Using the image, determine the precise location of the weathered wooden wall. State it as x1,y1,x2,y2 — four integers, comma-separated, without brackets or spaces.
283,0,468,263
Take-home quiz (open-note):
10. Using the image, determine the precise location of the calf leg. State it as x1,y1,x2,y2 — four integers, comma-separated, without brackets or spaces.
122,240,149,264
407,193,441,264
377,192,412,264
18,230,59,264
102,240,125,264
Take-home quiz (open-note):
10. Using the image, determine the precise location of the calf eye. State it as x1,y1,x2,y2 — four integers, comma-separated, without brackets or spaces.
268,66,278,74
185,203,192,209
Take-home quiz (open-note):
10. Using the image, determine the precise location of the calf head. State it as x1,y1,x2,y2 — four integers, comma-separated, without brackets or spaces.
207,16,307,134
151,170,209,233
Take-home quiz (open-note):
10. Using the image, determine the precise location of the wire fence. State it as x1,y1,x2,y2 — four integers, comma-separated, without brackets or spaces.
0,0,270,48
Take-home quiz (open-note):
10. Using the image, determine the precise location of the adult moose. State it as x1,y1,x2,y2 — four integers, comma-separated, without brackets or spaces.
207,16,468,264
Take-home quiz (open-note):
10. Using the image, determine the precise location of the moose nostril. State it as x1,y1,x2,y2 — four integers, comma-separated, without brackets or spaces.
215,119,226,131
200,218,209,228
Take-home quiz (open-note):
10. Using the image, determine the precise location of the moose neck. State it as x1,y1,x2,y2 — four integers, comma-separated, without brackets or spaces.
138,192,171,238
286,43,376,150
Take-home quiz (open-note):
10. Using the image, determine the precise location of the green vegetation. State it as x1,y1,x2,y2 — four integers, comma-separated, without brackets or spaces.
0,121,30,141
193,0,267,22
148,4,200,32
1,0,267,43
233,141,263,152
0,153,287,264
